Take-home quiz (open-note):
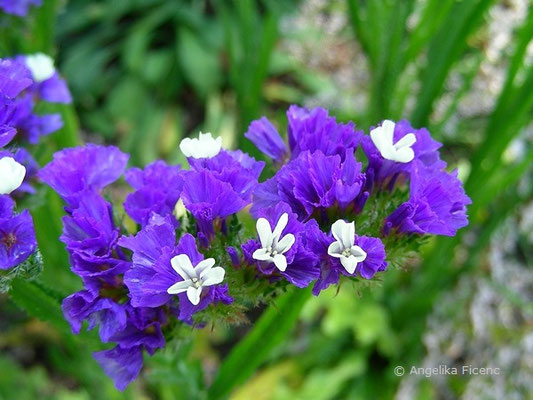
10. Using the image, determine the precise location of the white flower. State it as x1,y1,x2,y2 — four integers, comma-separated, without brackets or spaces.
25,53,56,83
327,219,367,274
0,157,26,195
370,120,416,163
167,254,225,305
179,131,222,159
252,213,295,272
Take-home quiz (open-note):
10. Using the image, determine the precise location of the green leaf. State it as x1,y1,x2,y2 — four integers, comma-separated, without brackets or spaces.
178,27,222,98
0,250,43,293
410,0,494,126
9,279,71,334
207,287,312,400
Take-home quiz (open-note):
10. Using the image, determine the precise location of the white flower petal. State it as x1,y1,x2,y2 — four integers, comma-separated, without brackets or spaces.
350,245,367,262
201,266,225,286
273,254,287,272
342,221,355,249
252,248,272,261
394,133,416,149
331,219,347,246
186,286,202,305
275,233,295,254
256,218,273,248
167,280,193,294
327,241,343,257
179,131,222,159
25,53,55,82
370,120,395,152
393,147,415,163
170,254,196,280
179,137,194,157
340,256,357,274
195,258,215,277
0,157,26,195
381,120,396,141
370,120,415,163
272,213,289,240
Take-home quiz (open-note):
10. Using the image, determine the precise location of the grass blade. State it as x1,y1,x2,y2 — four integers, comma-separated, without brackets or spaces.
208,287,311,400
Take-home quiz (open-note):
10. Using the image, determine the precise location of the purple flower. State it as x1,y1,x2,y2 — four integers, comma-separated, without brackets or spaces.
61,191,120,260
39,144,129,203
180,169,248,237
305,219,387,295
62,290,128,341
384,160,471,236
0,59,32,100
124,161,183,226
242,203,320,288
245,117,288,162
0,148,38,194
121,217,231,323
251,149,365,220
188,149,264,203
0,195,14,218
120,214,179,308
10,96,63,144
0,0,42,16
32,72,72,103
69,254,130,295
0,210,37,269
287,105,363,159
93,345,144,391
0,59,32,147
108,306,166,354
0,125,16,148
361,120,444,188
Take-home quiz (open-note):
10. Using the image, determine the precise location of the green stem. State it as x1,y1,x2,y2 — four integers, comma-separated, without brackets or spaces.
207,286,312,400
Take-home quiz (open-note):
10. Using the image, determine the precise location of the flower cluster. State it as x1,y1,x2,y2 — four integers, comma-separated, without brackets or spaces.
0,0,41,16
0,55,71,269
40,105,471,390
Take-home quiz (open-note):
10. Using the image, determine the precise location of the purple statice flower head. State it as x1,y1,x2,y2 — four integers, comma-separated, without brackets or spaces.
93,306,166,391
188,149,264,203
62,290,128,342
120,215,232,323
71,301,165,391
0,124,16,148
93,345,144,391
0,59,32,147
39,144,129,204
0,0,42,16
242,202,320,288
306,219,387,295
0,195,14,219
0,148,38,194
16,53,72,103
180,169,248,237
9,95,63,144
384,160,471,236
69,254,130,295
226,246,240,267
61,190,120,261
0,209,37,269
252,149,365,221
245,117,288,162
361,119,444,188
0,58,32,101
245,105,363,163
0,55,71,145
124,161,183,226
287,105,363,159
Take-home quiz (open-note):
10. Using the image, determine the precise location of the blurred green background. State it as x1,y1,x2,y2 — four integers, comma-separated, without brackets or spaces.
1,0,532,399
